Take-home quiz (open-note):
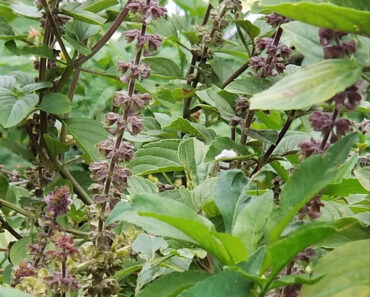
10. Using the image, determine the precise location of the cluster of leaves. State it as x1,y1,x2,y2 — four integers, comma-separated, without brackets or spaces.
0,0,369,297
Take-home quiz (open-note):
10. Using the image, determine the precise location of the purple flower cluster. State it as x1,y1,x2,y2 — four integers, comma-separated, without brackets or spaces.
265,13,290,27
299,195,325,219
298,29,364,158
318,28,356,59
44,272,80,293
329,82,364,110
44,185,72,217
12,260,36,283
250,18,292,77
89,0,166,217
127,0,167,24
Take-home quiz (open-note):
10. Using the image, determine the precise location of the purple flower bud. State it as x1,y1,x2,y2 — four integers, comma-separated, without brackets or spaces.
126,114,144,135
89,161,109,183
265,13,290,27
335,118,352,137
230,115,243,126
144,2,167,23
116,142,135,162
235,96,249,114
97,137,116,159
12,260,35,283
318,28,347,46
113,91,131,107
89,183,103,195
309,111,332,134
105,112,122,126
296,247,315,262
257,37,276,54
249,56,266,71
225,0,243,11
298,137,329,158
44,272,80,292
278,44,292,59
128,1,167,23
300,195,325,219
132,93,152,109
112,165,131,191
144,34,162,51
55,233,79,257
124,29,141,43
44,186,72,217
117,61,130,74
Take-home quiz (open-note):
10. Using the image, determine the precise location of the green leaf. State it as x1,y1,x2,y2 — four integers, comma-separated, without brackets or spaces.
61,8,106,25
323,178,368,196
128,139,183,175
0,16,14,36
43,134,69,157
63,118,108,162
250,59,362,110
164,118,215,141
196,86,237,120
225,77,273,95
266,133,357,242
5,40,55,59
0,88,37,128
233,191,274,254
63,33,91,55
269,273,324,290
107,200,195,243
39,93,71,115
205,137,251,162
281,21,323,62
83,0,118,13
354,167,370,191
132,194,247,265
260,0,370,36
262,223,337,277
235,19,260,40
214,170,248,233
0,75,16,89
127,176,159,196
132,233,168,259
0,175,8,197
9,71,34,85
178,138,211,186
246,129,279,145
177,270,252,297
10,237,32,265
142,57,182,78
0,287,35,297
0,139,35,162
301,239,370,297
10,3,41,19
136,271,209,297
20,82,52,93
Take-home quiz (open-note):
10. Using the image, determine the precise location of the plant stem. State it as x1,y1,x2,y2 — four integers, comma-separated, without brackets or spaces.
64,228,89,239
0,214,22,239
221,61,249,89
59,65,81,160
98,1,148,234
0,199,34,218
80,68,120,81
76,1,132,65
183,4,213,119
250,111,295,177
40,0,71,63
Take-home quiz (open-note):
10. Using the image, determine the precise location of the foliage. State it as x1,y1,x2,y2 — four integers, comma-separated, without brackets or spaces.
0,0,369,297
